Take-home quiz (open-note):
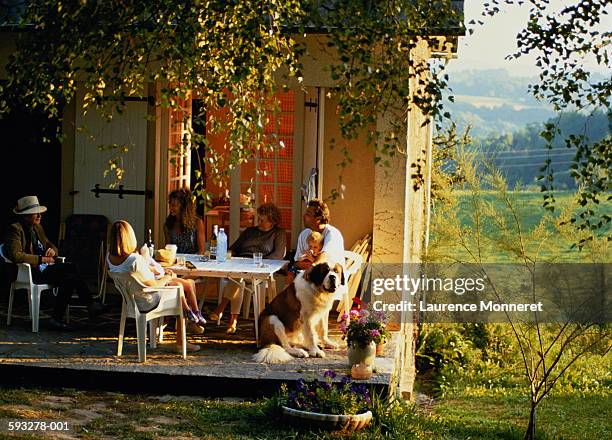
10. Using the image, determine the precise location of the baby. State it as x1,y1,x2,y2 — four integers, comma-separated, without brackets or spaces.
299,231,323,264
287,231,323,283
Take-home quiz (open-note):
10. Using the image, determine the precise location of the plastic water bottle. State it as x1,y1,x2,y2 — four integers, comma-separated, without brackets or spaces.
146,228,155,259
216,228,227,262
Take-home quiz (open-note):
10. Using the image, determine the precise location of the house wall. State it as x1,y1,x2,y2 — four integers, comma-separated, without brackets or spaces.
300,35,336,88
321,95,375,250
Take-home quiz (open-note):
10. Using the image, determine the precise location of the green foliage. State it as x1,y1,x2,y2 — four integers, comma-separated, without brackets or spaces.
426,150,610,439
277,372,371,415
416,323,520,395
307,0,462,161
481,0,611,244
0,0,463,203
1,0,305,192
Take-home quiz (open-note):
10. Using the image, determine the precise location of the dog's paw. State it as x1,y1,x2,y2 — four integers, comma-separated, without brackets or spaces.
308,347,326,358
323,339,339,350
288,347,309,358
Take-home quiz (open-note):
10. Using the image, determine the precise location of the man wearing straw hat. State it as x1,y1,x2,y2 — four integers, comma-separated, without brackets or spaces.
4,196,103,331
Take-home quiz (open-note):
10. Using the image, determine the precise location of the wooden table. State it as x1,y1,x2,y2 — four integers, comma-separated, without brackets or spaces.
171,255,287,343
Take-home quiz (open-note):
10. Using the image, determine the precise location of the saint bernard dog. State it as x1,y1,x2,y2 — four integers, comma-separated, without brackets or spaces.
253,262,344,364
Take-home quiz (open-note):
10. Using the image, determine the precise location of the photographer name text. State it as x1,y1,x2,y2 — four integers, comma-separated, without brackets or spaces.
372,300,543,313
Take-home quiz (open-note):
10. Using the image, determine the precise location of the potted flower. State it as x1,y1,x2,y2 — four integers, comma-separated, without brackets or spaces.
279,370,373,431
341,309,391,366
371,310,391,355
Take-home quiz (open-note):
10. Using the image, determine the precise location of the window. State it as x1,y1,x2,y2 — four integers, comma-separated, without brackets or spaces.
167,98,192,191
240,91,296,243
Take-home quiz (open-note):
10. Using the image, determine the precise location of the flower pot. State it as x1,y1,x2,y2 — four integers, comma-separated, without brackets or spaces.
376,342,386,356
348,341,376,367
281,406,372,431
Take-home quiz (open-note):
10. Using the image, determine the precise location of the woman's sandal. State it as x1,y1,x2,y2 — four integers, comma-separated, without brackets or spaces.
186,310,199,323
195,310,207,325
226,321,237,335
209,311,223,322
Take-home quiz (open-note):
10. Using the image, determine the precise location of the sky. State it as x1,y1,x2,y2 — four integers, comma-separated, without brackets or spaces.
446,1,612,77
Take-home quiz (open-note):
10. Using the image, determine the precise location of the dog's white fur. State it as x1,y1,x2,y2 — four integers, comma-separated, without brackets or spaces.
253,269,340,363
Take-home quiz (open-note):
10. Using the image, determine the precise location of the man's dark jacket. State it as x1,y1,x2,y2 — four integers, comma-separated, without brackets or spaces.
4,222,58,266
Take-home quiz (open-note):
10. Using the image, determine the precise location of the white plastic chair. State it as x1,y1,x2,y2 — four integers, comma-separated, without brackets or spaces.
335,250,364,321
6,262,57,333
109,271,187,362
1,244,58,333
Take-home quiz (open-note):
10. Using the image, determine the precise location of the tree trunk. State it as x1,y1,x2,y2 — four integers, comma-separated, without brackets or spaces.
524,403,537,440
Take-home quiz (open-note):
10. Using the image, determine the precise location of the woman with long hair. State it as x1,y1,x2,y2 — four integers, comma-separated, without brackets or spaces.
164,189,205,254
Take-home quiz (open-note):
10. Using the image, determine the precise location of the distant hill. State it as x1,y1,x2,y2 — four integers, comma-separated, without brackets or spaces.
445,69,555,136
444,69,608,138
440,69,610,189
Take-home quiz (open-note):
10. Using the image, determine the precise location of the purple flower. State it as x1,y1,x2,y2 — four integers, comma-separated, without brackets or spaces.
369,329,381,338
323,370,337,379
341,313,349,321
296,379,307,391
340,322,347,333
358,316,368,325
341,375,352,385
373,311,386,321
350,383,367,395
349,309,359,318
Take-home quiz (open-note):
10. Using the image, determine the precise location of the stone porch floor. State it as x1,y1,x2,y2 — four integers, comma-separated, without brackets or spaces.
0,289,393,397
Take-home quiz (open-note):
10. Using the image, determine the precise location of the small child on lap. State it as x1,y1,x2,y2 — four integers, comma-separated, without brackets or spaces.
286,231,323,283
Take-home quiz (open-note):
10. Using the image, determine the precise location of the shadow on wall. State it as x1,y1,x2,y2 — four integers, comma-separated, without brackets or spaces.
0,106,61,297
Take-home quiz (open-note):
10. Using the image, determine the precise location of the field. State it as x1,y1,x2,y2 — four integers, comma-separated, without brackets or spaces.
431,190,610,263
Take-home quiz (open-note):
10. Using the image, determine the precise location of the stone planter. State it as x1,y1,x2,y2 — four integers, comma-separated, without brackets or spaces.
347,341,376,367
281,406,372,431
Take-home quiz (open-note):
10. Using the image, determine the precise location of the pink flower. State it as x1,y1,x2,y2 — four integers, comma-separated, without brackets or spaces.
349,309,359,317
373,311,386,322
341,313,349,321
369,329,380,338
340,322,347,333
358,317,368,325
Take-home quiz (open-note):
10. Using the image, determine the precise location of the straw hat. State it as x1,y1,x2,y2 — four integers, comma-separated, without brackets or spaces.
13,196,47,215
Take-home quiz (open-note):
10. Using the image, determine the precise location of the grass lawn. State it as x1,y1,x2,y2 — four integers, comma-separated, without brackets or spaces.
0,384,610,439
429,388,611,440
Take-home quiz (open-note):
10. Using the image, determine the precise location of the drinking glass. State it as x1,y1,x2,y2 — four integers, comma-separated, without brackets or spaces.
253,252,263,267
177,256,186,267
